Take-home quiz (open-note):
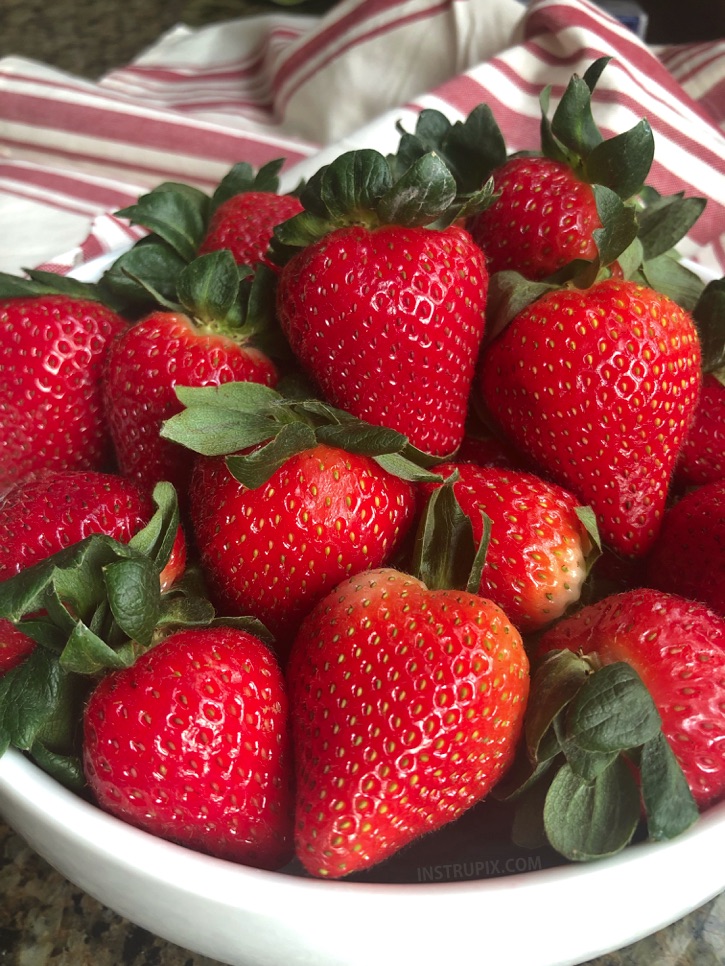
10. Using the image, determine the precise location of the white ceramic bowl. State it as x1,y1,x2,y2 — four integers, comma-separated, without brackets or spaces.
2,747,725,966
1,253,722,966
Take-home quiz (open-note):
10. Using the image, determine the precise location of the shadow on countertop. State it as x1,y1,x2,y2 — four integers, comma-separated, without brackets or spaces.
1,0,723,80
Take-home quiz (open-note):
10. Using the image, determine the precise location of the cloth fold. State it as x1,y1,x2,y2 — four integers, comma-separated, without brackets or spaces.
0,0,723,277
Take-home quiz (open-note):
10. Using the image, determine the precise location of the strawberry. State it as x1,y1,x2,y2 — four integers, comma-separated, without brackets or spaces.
536,588,725,810
287,567,529,878
0,469,186,590
393,59,654,284
0,471,187,675
0,291,127,494
103,252,279,504
273,149,491,457
83,625,294,870
419,464,598,632
198,191,303,270
469,155,601,280
189,442,416,655
645,478,725,617
478,278,702,558
674,371,725,488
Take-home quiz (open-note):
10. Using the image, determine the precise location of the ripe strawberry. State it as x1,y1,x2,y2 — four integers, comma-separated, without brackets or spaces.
189,443,416,655
478,278,702,557
645,478,725,617
0,294,127,493
0,470,187,675
420,464,596,631
537,588,725,808
456,423,525,470
273,149,491,457
0,469,186,590
287,567,529,878
103,253,278,504
673,372,725,488
468,156,601,280
198,191,303,270
83,625,294,869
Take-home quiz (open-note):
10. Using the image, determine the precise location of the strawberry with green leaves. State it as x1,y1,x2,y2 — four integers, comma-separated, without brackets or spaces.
161,382,434,657
0,275,128,495
287,479,529,878
272,148,492,457
0,485,293,870
197,161,303,270
419,464,599,632
478,277,702,558
645,478,725,618
0,472,187,678
102,251,279,506
83,624,294,870
534,588,725,812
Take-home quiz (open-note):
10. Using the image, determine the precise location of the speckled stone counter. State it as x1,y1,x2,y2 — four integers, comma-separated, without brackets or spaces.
2,815,724,966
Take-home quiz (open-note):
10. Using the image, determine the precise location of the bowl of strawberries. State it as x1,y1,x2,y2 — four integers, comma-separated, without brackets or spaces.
1,59,725,966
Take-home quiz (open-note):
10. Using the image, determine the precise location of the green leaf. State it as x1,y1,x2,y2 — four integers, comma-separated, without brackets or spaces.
103,557,161,648
585,120,655,200
373,452,444,483
566,662,662,753
315,421,407,456
591,185,639,267
156,594,216,629
59,621,137,674
484,272,557,344
411,475,489,593
637,194,707,260
574,505,602,555
161,406,276,456
115,182,211,261
640,731,699,840
29,743,85,793
175,381,282,413
0,647,63,754
318,149,393,223
0,270,105,302
543,757,641,860
211,158,284,208
128,481,181,577
225,421,317,489
101,238,188,309
550,69,604,159
641,253,707,311
376,152,457,226
176,250,242,325
524,649,594,762
693,278,725,372
615,236,645,280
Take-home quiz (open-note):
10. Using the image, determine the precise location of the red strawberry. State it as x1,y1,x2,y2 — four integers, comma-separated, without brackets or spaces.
456,423,525,469
0,469,186,590
0,621,36,675
468,156,601,280
645,478,725,617
420,464,596,631
189,443,416,655
537,588,725,808
273,149,491,457
478,278,702,558
0,294,127,493
673,372,725,488
199,191,303,270
83,626,294,869
287,567,529,878
103,254,278,504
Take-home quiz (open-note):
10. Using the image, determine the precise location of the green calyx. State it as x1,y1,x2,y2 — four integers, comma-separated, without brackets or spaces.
495,649,698,861
160,380,445,489
270,148,495,261
691,276,725,372
410,472,491,594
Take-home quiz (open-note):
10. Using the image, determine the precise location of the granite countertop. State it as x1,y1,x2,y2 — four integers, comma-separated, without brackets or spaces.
2,2,725,964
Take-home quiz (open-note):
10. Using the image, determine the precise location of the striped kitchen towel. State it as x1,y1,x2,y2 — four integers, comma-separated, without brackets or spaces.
0,0,723,276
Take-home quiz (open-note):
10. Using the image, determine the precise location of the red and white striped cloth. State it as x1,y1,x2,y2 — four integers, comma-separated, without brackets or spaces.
0,0,723,277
